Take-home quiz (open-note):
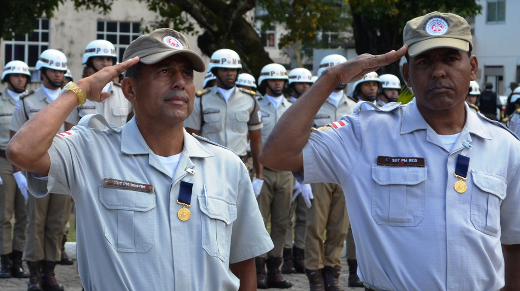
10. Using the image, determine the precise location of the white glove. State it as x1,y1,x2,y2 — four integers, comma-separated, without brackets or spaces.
292,181,302,200
301,184,314,209
252,179,264,197
13,171,28,200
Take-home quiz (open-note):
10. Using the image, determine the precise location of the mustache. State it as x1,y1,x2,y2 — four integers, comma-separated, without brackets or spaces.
163,91,189,101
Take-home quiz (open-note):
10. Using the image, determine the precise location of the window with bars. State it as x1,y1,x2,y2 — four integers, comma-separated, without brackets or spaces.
487,0,506,23
3,19,49,81
96,21,141,63
261,26,276,48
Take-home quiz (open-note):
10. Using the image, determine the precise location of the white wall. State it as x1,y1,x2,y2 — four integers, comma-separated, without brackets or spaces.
473,0,520,95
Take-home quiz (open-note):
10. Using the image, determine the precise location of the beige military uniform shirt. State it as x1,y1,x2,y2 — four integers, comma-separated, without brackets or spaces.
9,86,65,134
258,95,291,144
65,82,132,127
507,109,520,136
313,93,357,127
185,86,262,156
0,89,20,150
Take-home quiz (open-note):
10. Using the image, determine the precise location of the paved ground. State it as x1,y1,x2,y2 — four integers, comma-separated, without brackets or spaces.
0,257,363,291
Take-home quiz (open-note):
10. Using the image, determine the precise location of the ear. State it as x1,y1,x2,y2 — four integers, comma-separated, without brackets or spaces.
402,62,411,88
121,77,137,104
469,55,478,81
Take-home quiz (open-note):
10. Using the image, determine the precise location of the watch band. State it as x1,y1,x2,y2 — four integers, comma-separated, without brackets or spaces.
61,82,87,107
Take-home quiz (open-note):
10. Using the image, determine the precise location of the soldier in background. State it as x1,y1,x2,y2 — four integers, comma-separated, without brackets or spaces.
9,49,70,291
352,72,381,104
467,81,480,114
377,74,401,107
65,40,133,130
202,70,216,89
185,49,264,188
255,63,293,289
479,82,499,120
282,68,314,275
0,61,31,279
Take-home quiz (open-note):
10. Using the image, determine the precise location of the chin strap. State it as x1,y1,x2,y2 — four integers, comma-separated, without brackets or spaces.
215,74,236,90
381,91,398,103
362,93,377,101
267,84,283,96
42,69,63,88
7,80,26,93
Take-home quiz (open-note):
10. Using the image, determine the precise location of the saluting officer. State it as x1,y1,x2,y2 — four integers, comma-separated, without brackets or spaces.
304,54,361,291
255,63,293,289
9,49,71,291
185,49,263,181
65,40,133,130
282,68,314,275
0,61,31,279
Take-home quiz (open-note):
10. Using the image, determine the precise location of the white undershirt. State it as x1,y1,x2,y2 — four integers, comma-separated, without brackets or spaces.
265,94,283,109
289,96,298,103
155,153,182,177
328,91,343,108
217,87,235,103
102,82,112,93
438,133,461,152
6,89,22,102
41,86,60,102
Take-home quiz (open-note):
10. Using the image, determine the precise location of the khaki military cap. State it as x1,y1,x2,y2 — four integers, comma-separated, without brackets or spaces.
403,11,472,57
123,28,205,72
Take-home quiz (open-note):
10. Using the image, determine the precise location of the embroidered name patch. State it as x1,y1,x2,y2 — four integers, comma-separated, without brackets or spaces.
29,109,41,113
102,178,155,194
377,156,426,167
0,113,13,117
79,106,96,109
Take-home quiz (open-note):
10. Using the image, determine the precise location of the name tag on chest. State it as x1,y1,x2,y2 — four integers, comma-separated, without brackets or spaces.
377,156,425,167
102,178,154,194
0,113,12,117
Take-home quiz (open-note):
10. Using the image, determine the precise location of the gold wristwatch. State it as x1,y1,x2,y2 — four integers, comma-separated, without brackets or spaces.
61,82,87,107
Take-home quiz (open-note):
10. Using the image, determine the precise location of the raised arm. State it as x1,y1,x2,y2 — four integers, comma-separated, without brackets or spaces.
6,57,139,176
259,47,407,172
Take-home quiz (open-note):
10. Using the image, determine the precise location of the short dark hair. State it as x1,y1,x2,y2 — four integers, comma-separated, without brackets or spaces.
125,62,144,82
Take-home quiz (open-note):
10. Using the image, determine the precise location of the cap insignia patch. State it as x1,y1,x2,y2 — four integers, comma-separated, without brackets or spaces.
163,36,184,49
424,17,449,36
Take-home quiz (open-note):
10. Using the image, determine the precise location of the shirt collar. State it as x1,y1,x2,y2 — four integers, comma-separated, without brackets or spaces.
400,98,491,140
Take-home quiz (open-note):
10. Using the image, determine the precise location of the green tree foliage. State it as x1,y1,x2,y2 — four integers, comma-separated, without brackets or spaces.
348,0,482,77
0,0,63,39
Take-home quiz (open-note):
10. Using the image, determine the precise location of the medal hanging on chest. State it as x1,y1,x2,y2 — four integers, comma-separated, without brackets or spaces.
453,154,470,193
177,181,193,221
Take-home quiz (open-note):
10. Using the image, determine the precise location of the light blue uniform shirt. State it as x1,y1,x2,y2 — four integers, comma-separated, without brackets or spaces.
295,99,520,291
28,115,273,291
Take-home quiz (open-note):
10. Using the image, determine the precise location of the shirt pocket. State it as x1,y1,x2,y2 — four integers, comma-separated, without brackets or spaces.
470,171,506,237
202,109,222,133
371,165,427,226
0,115,12,144
261,112,271,125
99,186,156,252
198,195,237,262
232,111,250,133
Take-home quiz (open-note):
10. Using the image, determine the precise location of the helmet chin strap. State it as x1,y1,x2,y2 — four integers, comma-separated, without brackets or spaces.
335,84,346,90
290,84,303,97
381,91,398,102
42,69,63,88
215,72,237,90
7,80,26,93
362,93,377,101
267,84,283,96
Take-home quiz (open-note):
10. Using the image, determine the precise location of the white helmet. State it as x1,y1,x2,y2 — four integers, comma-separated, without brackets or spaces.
258,63,288,86
2,60,30,82
353,72,380,92
82,40,117,65
469,80,480,96
317,54,347,77
64,69,73,81
311,76,318,83
209,49,242,71
236,73,257,89
288,68,313,85
379,74,401,90
511,87,520,103
202,71,216,89
35,49,68,71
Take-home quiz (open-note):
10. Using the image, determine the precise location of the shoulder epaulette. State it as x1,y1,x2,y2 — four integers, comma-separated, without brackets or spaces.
478,113,520,141
516,108,520,113
196,88,211,98
20,90,35,99
468,103,479,110
113,82,121,87
347,95,358,103
238,87,256,97
192,134,239,156
257,96,263,101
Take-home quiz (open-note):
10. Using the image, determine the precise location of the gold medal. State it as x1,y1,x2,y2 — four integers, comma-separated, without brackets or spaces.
454,179,467,193
178,206,191,221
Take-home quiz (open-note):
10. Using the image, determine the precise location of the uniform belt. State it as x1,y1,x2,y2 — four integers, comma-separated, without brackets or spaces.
0,149,6,159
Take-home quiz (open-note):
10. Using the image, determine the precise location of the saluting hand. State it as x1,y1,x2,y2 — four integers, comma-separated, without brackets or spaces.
330,45,408,85
76,57,140,103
